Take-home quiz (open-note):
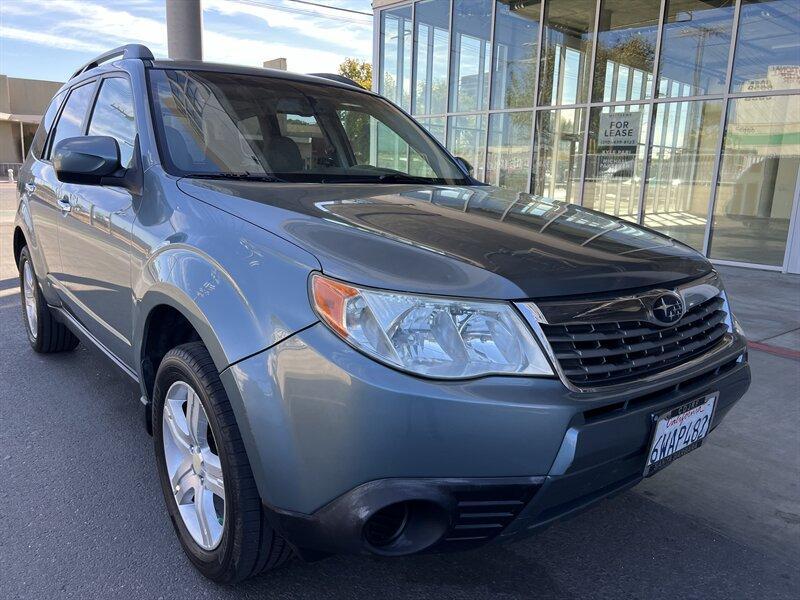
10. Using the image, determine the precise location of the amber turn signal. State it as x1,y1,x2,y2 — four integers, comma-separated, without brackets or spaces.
310,274,358,338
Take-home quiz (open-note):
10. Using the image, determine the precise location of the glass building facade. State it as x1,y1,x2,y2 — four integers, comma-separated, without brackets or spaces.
374,0,800,271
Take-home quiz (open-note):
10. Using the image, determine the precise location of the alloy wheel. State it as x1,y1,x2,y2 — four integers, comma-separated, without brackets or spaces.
162,381,226,550
22,260,37,339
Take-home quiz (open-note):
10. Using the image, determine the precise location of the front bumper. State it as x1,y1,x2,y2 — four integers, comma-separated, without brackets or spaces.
219,322,750,558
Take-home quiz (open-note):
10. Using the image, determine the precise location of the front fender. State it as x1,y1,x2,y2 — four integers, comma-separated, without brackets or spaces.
134,238,320,378
130,167,325,385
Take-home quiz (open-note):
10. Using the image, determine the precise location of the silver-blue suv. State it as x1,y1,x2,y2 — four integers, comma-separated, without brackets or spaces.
13,45,751,582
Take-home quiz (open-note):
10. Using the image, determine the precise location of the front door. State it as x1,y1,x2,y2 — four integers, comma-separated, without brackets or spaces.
57,76,138,366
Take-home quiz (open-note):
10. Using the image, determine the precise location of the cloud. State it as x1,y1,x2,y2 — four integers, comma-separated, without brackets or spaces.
0,25,107,54
203,29,357,73
202,0,372,61
46,0,169,54
0,0,372,75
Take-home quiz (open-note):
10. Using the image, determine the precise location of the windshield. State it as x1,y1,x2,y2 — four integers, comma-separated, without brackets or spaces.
148,69,471,185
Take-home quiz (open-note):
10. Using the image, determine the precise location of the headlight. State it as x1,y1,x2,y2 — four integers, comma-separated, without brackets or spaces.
310,273,553,379
732,315,746,337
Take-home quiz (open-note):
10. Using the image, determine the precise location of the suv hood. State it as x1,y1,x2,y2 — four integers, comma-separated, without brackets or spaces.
177,179,711,300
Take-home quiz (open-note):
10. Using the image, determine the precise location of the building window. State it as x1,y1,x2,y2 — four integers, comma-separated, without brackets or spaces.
416,115,447,144
414,0,450,116
643,100,723,250
449,0,493,113
730,0,800,93
374,0,800,270
539,0,596,106
486,111,533,190
380,7,413,111
709,94,800,266
592,0,660,102
583,104,650,222
532,107,587,202
447,114,488,180
659,0,735,98
492,1,542,110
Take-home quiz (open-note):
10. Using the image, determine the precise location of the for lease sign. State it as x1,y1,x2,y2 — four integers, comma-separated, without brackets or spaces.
598,111,642,147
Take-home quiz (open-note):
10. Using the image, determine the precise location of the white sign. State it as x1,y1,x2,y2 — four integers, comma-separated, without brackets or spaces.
598,111,642,147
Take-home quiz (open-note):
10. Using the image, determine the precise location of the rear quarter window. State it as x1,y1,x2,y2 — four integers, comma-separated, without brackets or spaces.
29,90,66,160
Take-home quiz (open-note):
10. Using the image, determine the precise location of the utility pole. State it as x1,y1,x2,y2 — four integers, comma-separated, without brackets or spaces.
166,0,203,61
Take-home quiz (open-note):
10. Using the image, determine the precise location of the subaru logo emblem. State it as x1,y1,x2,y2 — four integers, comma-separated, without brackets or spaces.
651,292,684,326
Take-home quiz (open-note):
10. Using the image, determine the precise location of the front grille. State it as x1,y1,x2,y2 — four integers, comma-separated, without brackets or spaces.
541,294,729,388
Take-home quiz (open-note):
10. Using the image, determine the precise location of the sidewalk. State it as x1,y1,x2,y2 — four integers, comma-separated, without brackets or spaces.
717,264,800,355
640,264,799,566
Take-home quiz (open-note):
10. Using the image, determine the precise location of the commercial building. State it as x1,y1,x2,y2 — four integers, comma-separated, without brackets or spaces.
372,0,800,273
0,75,63,175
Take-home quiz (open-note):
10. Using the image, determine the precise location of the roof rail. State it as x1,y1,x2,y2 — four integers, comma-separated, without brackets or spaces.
308,73,366,90
71,44,155,79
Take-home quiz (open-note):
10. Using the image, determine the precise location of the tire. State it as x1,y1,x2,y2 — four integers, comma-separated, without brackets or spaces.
152,342,292,582
18,246,79,353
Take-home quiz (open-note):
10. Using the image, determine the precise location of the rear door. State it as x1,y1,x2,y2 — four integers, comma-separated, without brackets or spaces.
22,88,68,282
57,75,138,366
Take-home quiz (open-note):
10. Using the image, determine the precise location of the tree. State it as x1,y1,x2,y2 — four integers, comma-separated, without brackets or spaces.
338,58,372,90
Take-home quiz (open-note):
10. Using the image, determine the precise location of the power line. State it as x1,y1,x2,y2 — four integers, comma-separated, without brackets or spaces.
281,0,371,17
231,0,372,24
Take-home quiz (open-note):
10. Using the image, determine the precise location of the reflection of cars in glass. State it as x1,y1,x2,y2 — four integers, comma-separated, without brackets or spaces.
14,45,750,583
723,155,799,231
602,157,636,179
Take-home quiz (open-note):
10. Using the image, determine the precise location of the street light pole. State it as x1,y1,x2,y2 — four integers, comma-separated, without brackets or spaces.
166,0,203,61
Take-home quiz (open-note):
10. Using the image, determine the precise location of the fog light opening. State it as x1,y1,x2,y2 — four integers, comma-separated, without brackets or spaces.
363,500,449,555
363,502,409,548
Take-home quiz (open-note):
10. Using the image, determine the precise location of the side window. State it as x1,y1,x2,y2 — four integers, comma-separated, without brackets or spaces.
238,115,261,141
30,90,66,160
88,77,137,168
47,81,97,159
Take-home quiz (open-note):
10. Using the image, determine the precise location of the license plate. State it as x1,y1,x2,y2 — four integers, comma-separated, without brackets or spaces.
644,393,718,476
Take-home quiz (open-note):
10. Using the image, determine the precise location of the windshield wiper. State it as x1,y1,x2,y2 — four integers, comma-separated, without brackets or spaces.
377,173,436,184
321,173,438,185
183,172,285,183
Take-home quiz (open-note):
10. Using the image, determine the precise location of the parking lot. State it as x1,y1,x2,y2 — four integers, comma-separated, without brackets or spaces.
1,180,798,599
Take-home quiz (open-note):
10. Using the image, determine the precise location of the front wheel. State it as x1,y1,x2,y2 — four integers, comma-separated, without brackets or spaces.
152,342,292,582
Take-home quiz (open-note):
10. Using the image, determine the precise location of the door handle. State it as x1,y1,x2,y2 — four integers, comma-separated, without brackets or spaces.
24,182,36,194
58,196,72,213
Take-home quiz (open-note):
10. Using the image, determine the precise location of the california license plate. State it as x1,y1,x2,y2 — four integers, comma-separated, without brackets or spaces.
644,393,718,476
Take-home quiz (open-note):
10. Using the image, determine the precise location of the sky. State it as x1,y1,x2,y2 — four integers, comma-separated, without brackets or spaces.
0,0,374,83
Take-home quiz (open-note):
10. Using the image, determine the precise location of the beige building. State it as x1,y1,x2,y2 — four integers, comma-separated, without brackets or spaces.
0,75,63,171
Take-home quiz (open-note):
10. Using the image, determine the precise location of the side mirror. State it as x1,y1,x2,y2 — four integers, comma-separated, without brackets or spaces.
455,156,474,176
53,136,122,185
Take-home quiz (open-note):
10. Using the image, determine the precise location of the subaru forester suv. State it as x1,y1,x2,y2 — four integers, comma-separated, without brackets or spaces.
13,45,751,582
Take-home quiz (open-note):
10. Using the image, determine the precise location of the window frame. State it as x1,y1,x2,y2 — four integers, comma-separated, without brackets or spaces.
42,78,99,163
43,72,139,165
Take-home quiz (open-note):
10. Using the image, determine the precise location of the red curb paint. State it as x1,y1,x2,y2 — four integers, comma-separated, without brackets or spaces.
748,341,800,360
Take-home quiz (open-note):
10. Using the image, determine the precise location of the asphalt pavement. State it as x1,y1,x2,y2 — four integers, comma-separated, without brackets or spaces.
1,181,798,599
